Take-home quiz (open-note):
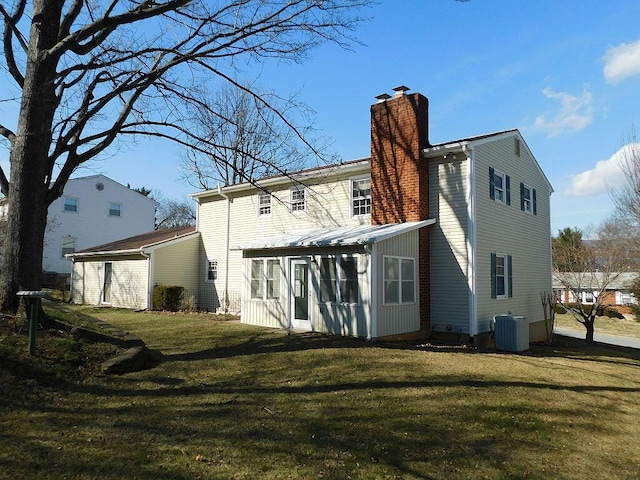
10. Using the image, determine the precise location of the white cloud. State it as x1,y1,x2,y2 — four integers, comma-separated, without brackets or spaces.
603,39,640,83
565,143,640,196
534,87,593,137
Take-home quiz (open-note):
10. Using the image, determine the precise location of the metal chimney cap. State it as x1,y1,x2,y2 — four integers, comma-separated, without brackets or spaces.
375,93,392,102
392,85,410,96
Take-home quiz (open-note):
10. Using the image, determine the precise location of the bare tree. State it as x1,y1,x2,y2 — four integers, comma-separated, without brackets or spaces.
180,83,311,189
0,0,370,312
553,222,637,341
155,197,196,229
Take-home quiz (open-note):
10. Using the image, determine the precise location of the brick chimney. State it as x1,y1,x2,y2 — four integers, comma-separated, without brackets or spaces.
370,85,429,225
370,86,431,335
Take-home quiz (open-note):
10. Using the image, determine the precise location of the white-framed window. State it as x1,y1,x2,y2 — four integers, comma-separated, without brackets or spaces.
64,197,78,212
383,256,416,305
491,253,513,299
206,259,218,282
319,256,359,304
489,168,510,205
266,259,280,299
351,177,371,216
290,187,306,213
61,236,76,257
250,259,281,300
109,202,122,217
258,192,271,216
520,183,537,215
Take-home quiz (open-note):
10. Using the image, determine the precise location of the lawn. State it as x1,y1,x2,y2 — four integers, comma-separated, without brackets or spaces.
554,312,640,339
1,304,640,480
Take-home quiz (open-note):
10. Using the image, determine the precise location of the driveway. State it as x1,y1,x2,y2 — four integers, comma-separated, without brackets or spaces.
554,327,640,350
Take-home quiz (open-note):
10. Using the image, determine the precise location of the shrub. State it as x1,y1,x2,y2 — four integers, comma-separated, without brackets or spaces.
153,285,184,312
555,304,567,314
180,294,198,313
602,307,625,319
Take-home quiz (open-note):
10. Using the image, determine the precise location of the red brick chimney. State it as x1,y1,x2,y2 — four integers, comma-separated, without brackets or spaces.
370,86,431,335
370,86,429,225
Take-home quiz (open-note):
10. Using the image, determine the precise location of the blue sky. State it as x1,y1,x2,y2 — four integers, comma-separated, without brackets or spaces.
2,0,640,235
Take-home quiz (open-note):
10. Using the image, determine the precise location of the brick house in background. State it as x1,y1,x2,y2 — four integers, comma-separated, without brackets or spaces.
70,86,553,343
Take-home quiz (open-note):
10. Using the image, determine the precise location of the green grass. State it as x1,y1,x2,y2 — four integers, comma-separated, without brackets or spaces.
555,312,640,339
2,304,640,479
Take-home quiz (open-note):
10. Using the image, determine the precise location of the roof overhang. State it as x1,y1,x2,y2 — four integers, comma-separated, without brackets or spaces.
232,220,435,251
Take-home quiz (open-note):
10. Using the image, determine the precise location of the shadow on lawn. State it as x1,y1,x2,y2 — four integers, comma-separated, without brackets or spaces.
159,328,640,366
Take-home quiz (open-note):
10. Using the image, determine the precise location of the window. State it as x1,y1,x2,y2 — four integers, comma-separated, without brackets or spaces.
320,258,337,302
520,183,537,215
491,253,513,299
319,256,359,304
489,168,510,205
258,192,271,216
250,259,281,300
250,260,264,299
61,237,76,257
109,202,121,217
266,260,280,299
207,260,218,282
352,177,371,216
64,197,78,212
339,257,359,304
383,256,416,305
291,187,306,213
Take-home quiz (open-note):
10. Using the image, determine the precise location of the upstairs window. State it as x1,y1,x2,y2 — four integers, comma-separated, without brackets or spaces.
489,167,510,205
291,187,306,213
520,183,537,215
64,197,78,212
258,192,271,216
109,202,121,217
61,237,76,257
491,253,513,299
352,177,371,216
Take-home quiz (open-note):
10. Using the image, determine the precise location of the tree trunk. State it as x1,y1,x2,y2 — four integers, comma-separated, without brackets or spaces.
585,321,595,342
0,1,63,313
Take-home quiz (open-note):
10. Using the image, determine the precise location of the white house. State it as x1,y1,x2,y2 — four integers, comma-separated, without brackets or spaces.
42,175,158,276
69,86,553,344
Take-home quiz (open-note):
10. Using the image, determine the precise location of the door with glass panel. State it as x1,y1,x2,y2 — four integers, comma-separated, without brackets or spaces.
290,259,312,330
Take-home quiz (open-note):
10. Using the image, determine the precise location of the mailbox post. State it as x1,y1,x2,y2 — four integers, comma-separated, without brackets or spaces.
16,291,49,355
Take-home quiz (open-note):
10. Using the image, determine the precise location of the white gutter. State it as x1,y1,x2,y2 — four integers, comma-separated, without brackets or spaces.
463,144,478,337
217,183,231,313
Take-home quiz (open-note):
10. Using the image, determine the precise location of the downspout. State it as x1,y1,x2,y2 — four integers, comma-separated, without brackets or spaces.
463,144,478,338
217,183,231,313
367,243,378,340
141,249,151,310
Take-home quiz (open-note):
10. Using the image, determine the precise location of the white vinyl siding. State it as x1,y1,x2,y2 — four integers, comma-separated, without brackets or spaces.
374,231,421,338
71,257,148,309
474,134,552,334
429,157,469,334
196,163,370,312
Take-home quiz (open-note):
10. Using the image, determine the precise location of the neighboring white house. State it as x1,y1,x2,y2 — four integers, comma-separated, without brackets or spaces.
69,86,554,344
37,174,158,276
